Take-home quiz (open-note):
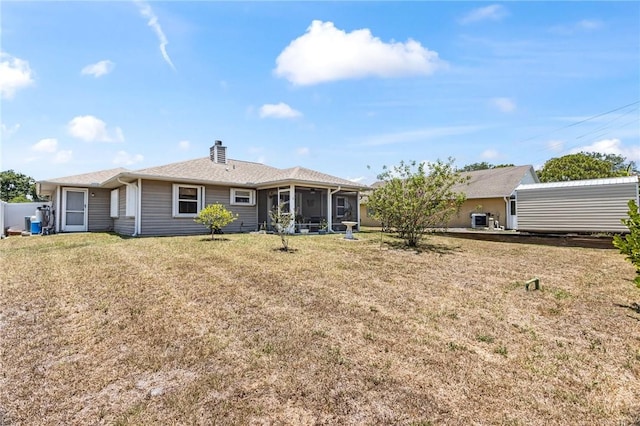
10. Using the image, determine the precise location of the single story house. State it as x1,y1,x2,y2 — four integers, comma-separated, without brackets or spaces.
37,141,367,236
359,165,538,230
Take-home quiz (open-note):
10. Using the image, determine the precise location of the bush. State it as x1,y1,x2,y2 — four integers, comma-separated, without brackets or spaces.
194,203,238,240
613,199,640,287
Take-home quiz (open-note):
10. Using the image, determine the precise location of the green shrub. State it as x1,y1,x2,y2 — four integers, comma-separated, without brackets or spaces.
613,199,640,287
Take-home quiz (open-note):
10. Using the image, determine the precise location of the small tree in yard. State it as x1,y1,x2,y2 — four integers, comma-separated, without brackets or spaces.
368,159,468,247
194,203,238,240
613,200,640,287
269,202,294,251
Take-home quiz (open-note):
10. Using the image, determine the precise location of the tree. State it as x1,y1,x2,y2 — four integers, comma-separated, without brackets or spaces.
194,203,238,240
459,162,515,172
538,152,636,183
368,159,468,247
0,170,38,202
269,203,294,251
613,200,640,287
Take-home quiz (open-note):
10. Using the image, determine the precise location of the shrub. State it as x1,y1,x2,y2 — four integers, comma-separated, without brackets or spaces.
613,199,640,287
194,203,238,240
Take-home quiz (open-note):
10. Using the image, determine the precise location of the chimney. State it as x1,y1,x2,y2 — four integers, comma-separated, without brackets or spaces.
210,140,227,164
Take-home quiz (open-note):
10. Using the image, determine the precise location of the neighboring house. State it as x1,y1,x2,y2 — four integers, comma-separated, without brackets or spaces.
359,165,538,230
37,141,366,236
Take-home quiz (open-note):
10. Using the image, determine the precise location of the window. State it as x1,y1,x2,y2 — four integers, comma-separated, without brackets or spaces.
231,188,255,206
125,185,137,217
510,200,516,216
110,189,119,218
173,184,204,217
336,196,346,217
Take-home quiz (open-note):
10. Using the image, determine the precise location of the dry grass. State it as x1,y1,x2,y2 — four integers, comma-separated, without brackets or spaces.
1,230,639,425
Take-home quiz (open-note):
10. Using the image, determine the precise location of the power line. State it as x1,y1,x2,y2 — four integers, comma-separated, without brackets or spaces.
517,100,640,145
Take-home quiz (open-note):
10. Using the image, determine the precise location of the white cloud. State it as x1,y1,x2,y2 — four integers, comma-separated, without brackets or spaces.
0,52,34,99
259,102,302,119
546,139,564,152
360,125,484,147
275,20,446,86
296,147,310,155
53,150,73,164
1,122,20,138
481,149,499,160
113,150,144,166
550,19,604,35
570,138,640,162
31,138,58,153
135,0,176,70
81,60,115,77
490,97,516,113
459,4,508,25
68,115,124,142
178,140,190,150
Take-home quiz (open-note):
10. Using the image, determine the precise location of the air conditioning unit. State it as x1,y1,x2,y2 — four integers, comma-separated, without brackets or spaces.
471,213,488,228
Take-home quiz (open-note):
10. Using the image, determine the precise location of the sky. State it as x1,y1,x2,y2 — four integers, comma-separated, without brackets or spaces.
1,1,639,185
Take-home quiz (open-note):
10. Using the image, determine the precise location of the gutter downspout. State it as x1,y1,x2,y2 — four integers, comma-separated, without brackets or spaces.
503,196,509,230
328,186,341,233
56,186,61,233
118,178,138,236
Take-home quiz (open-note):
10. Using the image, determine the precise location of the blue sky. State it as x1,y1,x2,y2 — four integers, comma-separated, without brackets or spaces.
1,1,639,184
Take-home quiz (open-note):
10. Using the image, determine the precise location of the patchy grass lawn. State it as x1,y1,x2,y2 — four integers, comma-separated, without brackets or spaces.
1,231,639,425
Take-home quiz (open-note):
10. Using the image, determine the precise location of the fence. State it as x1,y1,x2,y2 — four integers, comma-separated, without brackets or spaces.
1,201,52,237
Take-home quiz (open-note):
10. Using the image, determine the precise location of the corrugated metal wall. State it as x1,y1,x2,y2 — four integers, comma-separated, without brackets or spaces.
516,181,638,233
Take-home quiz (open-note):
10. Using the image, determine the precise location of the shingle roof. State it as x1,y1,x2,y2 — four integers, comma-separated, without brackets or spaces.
39,157,366,190
454,165,537,198
41,168,129,186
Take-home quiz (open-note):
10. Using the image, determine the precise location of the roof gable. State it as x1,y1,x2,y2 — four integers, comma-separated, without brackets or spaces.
455,165,538,198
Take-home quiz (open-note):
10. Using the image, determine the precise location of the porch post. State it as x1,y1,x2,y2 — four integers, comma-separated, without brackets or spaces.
356,191,361,231
327,190,332,232
289,184,296,233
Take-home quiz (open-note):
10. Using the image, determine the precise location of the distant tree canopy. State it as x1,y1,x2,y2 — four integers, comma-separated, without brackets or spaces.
459,162,515,172
0,170,38,202
368,159,468,247
538,152,637,182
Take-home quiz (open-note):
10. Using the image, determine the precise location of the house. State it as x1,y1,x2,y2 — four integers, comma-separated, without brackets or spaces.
515,175,639,233
359,165,538,230
36,141,366,236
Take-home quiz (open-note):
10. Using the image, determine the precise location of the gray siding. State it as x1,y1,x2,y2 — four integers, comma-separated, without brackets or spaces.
113,186,135,236
88,188,113,232
516,181,638,233
139,180,258,236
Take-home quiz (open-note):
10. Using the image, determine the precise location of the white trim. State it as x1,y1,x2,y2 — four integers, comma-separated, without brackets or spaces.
56,186,61,233
230,188,256,206
136,178,142,236
61,188,88,232
172,183,204,218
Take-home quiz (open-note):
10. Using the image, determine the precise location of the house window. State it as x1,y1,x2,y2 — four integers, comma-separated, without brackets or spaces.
510,200,516,215
110,189,119,218
173,184,204,217
231,188,255,206
336,196,346,217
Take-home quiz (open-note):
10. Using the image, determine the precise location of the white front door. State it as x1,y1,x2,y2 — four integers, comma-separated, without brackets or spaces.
507,198,517,230
62,188,88,232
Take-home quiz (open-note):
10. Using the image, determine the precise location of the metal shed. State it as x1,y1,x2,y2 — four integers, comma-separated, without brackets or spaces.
515,176,639,233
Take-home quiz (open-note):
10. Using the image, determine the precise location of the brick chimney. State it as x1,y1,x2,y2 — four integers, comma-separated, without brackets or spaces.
210,140,227,164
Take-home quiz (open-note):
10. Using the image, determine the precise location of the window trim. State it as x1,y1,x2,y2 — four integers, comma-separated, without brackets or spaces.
110,189,119,218
172,184,205,218
230,188,256,206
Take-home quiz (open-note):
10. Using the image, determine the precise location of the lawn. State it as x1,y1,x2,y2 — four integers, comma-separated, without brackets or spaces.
1,231,639,425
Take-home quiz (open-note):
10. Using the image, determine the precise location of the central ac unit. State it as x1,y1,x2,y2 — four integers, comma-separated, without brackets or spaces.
471,213,487,228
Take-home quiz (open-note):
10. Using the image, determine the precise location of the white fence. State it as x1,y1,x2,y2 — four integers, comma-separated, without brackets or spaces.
1,201,52,237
